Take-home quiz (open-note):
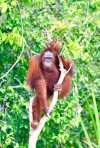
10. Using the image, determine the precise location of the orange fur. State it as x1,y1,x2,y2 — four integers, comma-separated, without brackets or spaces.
26,48,75,129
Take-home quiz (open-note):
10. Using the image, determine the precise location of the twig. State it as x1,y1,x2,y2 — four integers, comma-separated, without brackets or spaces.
0,79,7,86
31,50,38,55
42,29,52,42
0,2,24,80
8,85,28,91
28,56,71,148
25,42,38,57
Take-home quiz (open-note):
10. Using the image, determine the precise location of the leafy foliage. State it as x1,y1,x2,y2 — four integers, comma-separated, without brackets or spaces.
0,0,99,147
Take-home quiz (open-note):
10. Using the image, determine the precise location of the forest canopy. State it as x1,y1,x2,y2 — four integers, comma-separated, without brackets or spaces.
0,0,100,147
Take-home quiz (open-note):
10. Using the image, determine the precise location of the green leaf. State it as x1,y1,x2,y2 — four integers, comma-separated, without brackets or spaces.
92,90,100,147
2,33,7,42
9,40,13,45
0,30,2,38
11,1,17,6
80,116,93,148
0,3,8,13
